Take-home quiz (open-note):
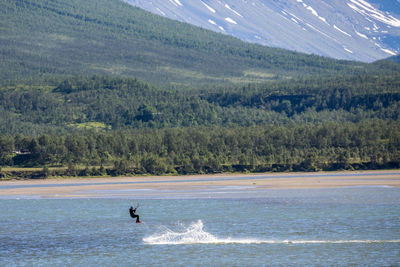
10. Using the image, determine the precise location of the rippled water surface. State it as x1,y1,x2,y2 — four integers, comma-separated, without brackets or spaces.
1,187,400,266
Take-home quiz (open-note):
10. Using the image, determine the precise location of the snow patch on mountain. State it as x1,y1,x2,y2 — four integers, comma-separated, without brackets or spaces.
296,0,329,24
381,48,397,55
307,4,328,23
344,47,354,53
201,1,215,14
225,4,243,18
173,0,183,7
355,30,369,39
124,0,400,62
225,17,237,25
348,0,400,27
334,25,352,37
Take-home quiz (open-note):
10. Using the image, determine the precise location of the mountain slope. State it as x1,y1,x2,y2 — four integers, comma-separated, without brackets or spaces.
125,0,400,62
388,55,400,64
0,0,378,85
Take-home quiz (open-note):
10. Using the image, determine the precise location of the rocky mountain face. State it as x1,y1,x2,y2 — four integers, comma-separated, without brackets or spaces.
124,0,400,62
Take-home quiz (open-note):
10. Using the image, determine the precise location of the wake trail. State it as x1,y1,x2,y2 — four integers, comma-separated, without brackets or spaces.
142,220,400,245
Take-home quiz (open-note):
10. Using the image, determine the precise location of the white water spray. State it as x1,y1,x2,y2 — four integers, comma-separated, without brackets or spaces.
143,220,220,245
142,220,400,245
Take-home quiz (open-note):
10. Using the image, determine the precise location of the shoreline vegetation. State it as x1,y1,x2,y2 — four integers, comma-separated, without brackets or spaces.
1,121,399,180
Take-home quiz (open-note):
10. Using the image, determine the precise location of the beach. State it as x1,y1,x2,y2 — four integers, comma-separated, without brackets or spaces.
1,170,399,198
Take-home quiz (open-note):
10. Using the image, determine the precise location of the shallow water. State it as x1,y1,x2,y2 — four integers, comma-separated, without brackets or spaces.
1,187,399,266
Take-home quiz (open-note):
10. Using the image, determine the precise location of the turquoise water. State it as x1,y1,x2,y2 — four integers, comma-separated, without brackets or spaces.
1,187,400,266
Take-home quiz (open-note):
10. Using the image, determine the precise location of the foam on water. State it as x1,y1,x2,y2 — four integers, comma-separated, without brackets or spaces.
143,220,220,245
143,220,400,245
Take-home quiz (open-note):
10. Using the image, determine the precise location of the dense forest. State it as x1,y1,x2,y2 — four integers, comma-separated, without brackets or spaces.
0,74,399,178
0,74,399,135
1,120,399,179
1,0,400,178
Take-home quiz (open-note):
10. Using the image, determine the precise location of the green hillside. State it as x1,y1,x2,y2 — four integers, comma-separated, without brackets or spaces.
0,0,387,86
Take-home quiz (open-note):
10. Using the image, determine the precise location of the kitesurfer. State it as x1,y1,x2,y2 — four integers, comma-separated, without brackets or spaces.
129,206,141,223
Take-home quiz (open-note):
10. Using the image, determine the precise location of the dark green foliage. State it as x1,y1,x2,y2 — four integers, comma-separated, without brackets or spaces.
203,74,400,121
1,121,399,177
42,166,50,178
0,74,399,177
0,136,14,165
0,75,399,135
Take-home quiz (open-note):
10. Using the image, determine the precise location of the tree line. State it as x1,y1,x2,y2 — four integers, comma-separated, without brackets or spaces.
1,120,399,178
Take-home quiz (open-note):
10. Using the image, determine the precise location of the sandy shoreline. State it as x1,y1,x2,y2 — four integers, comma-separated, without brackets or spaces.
1,170,399,198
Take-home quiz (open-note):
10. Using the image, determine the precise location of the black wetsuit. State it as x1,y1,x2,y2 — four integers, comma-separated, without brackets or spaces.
129,207,140,222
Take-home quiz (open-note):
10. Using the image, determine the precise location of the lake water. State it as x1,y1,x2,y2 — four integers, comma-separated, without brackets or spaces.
1,187,399,266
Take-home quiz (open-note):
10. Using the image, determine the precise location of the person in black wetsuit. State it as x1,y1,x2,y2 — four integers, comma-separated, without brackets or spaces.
129,206,141,223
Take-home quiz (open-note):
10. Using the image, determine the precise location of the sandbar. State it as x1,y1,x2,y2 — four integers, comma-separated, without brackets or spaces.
1,170,399,198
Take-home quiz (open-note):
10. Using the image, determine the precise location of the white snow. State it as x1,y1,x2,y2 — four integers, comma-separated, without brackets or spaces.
306,6,318,17
225,4,243,18
208,19,217,25
298,1,329,24
201,1,216,14
355,30,368,39
173,0,182,6
225,17,238,24
348,0,400,27
308,8,328,24
374,42,396,56
208,19,224,31
381,48,397,55
334,25,352,37
343,47,353,53
355,0,374,9
168,0,182,7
